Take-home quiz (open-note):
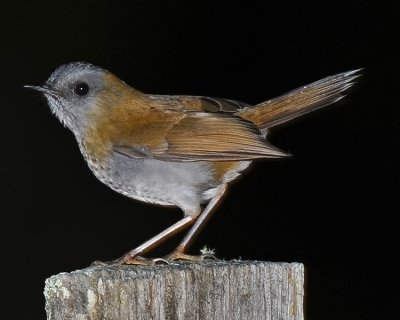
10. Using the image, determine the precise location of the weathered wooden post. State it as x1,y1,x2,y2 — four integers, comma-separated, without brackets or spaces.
45,261,304,320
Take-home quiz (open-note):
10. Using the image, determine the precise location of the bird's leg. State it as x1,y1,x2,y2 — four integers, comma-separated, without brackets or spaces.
113,184,227,265
116,215,197,265
164,184,227,262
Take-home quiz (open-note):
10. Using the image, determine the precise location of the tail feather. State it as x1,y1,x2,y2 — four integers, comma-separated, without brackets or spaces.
239,69,362,130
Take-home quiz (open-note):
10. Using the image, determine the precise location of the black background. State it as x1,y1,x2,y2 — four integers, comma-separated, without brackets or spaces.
2,1,399,319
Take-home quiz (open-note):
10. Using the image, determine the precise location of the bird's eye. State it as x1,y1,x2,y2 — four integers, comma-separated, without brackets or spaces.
73,82,89,96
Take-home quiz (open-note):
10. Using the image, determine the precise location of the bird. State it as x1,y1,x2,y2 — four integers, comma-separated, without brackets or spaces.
25,62,361,264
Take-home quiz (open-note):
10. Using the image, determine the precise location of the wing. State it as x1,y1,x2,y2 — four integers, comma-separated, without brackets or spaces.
146,94,251,113
113,96,288,161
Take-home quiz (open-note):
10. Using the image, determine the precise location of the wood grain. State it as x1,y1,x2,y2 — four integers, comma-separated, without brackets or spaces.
45,260,304,320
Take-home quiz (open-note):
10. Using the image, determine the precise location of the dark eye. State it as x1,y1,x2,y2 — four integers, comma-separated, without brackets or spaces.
73,82,89,96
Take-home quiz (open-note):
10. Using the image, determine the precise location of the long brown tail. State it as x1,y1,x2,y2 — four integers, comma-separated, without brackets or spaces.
239,69,362,130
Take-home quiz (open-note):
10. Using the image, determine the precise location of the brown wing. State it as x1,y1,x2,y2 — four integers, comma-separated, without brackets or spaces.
113,97,288,161
159,113,287,160
146,95,251,113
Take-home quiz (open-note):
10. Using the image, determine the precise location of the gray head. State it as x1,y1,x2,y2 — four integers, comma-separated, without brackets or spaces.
25,62,109,137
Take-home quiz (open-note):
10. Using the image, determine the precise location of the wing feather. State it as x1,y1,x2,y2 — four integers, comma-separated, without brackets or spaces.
114,112,288,161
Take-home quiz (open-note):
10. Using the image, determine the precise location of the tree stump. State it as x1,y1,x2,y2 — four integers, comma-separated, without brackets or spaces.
44,260,304,320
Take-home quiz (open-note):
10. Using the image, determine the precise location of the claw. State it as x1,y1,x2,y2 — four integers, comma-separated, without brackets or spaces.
163,251,218,263
200,253,217,261
91,256,169,266
90,252,217,267
91,260,110,266
118,256,170,266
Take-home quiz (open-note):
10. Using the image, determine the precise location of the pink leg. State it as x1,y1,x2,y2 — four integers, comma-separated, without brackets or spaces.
166,184,227,260
117,184,227,264
117,215,196,264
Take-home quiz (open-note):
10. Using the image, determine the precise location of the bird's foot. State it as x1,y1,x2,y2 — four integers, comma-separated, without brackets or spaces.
163,250,217,263
90,247,218,266
122,256,170,265
91,256,169,266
